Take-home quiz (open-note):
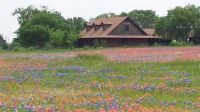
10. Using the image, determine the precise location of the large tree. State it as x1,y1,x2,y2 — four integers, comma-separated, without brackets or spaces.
13,5,40,26
18,23,50,48
13,6,65,48
154,17,168,37
0,34,7,49
31,11,67,30
13,6,85,48
155,5,200,41
95,13,116,19
66,17,86,33
193,19,200,44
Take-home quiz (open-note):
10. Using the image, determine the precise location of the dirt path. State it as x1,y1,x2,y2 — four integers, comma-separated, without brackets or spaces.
0,47,199,63
92,47,200,62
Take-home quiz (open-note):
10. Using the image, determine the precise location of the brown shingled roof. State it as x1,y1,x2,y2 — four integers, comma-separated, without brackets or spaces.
80,16,151,38
81,16,128,37
143,29,155,36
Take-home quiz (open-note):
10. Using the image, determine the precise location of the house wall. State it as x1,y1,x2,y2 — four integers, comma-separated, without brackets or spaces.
79,38,149,47
109,19,146,35
78,38,171,47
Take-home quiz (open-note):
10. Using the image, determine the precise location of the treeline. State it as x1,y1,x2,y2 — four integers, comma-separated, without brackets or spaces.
1,4,200,50
12,6,86,49
95,10,158,29
93,4,200,44
155,5,200,44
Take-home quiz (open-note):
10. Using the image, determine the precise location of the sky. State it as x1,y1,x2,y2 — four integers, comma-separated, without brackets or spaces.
0,0,200,43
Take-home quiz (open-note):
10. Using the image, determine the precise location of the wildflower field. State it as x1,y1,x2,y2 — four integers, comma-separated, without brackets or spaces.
0,48,200,112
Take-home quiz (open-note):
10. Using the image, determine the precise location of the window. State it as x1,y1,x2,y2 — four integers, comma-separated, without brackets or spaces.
125,24,129,31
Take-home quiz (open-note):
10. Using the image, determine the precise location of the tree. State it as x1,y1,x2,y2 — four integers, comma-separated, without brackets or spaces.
155,4,200,41
18,23,49,48
13,6,85,48
31,11,67,30
193,20,200,44
95,13,116,19
13,5,40,26
63,32,80,49
155,17,168,37
49,29,65,47
120,12,128,16
166,5,200,40
66,17,86,33
122,10,158,28
0,34,7,49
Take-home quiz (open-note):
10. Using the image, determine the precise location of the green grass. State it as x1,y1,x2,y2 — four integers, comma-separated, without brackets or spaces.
0,54,199,111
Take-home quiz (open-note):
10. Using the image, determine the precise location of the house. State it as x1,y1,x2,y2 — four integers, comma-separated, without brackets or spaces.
79,16,170,47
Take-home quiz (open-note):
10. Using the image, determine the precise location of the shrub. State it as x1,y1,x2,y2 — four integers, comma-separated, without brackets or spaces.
49,29,65,47
44,42,55,50
64,32,80,49
83,45,90,50
26,47,35,51
17,23,50,48
122,45,128,48
153,42,162,47
192,36,200,45
170,40,187,46
93,39,106,48
12,46,25,51
9,41,22,50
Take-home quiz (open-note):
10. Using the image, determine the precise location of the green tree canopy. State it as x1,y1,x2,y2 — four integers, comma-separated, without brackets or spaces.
31,12,67,30
193,19,200,44
66,17,86,33
0,34,7,49
154,17,168,37
13,5,40,26
18,23,50,48
13,6,86,48
95,13,116,19
49,29,65,47
155,4,200,41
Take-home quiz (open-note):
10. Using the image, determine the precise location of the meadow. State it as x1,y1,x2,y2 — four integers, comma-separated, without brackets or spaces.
0,49,199,112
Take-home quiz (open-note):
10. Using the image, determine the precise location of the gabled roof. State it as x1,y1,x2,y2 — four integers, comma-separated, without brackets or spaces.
80,16,147,38
143,29,155,36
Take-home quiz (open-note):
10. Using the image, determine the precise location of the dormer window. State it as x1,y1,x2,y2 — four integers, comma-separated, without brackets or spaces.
86,26,90,32
86,22,92,32
86,25,92,32
101,22,105,31
125,24,130,32
93,23,97,31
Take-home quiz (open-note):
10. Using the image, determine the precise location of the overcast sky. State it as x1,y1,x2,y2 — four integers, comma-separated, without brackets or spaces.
0,0,200,43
